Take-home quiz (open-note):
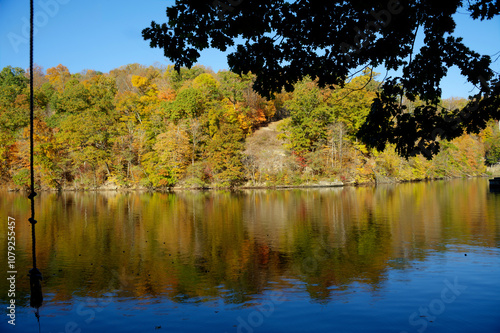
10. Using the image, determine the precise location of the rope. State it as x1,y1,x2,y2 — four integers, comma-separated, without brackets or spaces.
29,0,37,268
28,0,43,316
28,0,36,229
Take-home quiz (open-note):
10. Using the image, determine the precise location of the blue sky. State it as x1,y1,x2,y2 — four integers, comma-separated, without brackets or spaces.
0,0,499,98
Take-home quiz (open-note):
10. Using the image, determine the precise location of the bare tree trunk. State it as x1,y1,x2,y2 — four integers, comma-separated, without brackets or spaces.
80,161,86,187
192,142,195,166
331,134,335,169
189,118,200,167
330,131,335,170
339,126,343,168
130,161,136,182
105,162,111,177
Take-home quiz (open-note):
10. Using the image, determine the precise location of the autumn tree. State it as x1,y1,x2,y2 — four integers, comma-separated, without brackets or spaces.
142,123,192,187
206,99,245,186
330,70,377,138
217,70,253,104
0,67,30,181
31,119,65,188
163,64,208,91
56,75,118,187
325,70,377,170
0,66,30,132
46,64,71,91
279,79,332,158
482,120,500,165
50,79,91,120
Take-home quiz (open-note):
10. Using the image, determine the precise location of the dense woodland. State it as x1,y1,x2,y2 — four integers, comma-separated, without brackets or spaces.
0,64,499,190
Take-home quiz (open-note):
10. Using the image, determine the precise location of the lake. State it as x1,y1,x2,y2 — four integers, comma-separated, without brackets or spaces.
1,178,499,333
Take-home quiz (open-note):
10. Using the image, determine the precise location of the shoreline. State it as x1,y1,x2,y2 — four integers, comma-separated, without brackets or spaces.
3,175,494,193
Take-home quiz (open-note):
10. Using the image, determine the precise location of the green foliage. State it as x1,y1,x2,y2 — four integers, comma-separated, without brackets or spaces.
281,79,332,157
0,67,30,132
163,65,208,90
0,66,28,90
163,87,205,122
183,162,210,188
484,122,500,165
12,168,29,188
86,75,117,113
50,79,91,115
485,139,500,165
192,73,221,100
330,71,377,137
217,70,254,103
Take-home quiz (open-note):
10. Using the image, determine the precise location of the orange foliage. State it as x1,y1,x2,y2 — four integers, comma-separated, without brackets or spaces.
158,88,176,101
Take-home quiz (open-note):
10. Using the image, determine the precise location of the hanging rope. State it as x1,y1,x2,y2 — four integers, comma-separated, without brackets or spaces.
28,0,43,319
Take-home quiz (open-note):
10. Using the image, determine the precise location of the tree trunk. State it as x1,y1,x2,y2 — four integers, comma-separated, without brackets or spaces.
105,162,111,177
331,134,335,169
339,126,343,168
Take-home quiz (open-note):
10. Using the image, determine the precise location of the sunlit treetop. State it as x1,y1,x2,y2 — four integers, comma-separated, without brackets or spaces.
143,0,500,158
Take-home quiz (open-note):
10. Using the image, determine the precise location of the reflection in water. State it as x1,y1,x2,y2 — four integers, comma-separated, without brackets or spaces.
28,203,43,323
28,266,42,331
0,178,499,332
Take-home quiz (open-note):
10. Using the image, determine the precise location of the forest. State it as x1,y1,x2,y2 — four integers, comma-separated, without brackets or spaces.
0,64,499,190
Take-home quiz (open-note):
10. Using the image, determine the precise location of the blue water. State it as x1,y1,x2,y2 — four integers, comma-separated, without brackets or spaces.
1,179,499,333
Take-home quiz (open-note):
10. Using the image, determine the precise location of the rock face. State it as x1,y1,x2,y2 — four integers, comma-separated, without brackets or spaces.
374,172,398,184
317,180,343,187
98,181,119,191
275,180,343,188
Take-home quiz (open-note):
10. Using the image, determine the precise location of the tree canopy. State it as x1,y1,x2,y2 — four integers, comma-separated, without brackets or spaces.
143,0,500,158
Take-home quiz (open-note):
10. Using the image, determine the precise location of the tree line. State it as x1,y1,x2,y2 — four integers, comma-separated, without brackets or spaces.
0,64,498,190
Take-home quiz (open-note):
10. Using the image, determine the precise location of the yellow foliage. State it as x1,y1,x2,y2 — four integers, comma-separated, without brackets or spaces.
154,123,192,179
353,141,369,154
192,73,220,94
355,165,374,184
131,75,158,96
45,64,71,91
237,113,252,135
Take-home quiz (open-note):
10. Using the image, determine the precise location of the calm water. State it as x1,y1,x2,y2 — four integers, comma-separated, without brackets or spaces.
1,178,499,333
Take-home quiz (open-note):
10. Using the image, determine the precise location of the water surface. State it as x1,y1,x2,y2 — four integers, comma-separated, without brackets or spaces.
1,178,499,332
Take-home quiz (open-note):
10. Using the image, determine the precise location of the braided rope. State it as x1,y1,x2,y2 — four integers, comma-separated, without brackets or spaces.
28,0,43,316
28,0,38,267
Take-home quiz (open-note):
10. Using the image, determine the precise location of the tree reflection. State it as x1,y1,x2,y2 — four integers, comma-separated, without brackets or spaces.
0,179,498,306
